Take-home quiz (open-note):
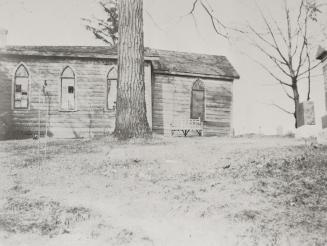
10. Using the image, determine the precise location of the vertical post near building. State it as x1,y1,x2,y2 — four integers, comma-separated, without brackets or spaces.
0,28,8,47
37,80,49,164
43,80,49,160
38,89,41,165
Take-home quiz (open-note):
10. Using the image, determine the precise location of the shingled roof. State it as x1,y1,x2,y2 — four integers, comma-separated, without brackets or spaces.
0,45,158,59
150,49,239,79
0,45,239,79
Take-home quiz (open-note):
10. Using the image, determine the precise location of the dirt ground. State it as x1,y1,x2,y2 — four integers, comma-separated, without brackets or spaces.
0,135,326,246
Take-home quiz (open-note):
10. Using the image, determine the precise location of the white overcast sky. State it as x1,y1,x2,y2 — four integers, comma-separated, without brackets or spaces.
0,0,326,134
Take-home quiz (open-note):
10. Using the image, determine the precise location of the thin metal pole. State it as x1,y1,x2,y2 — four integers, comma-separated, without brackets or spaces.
44,92,48,161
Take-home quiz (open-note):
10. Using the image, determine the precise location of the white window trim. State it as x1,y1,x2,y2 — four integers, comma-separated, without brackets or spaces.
59,66,78,112
12,62,31,110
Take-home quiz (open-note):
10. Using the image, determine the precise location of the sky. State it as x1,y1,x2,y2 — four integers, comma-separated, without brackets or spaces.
0,0,326,135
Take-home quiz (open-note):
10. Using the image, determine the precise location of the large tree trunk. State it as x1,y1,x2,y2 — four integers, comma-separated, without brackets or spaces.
114,0,150,139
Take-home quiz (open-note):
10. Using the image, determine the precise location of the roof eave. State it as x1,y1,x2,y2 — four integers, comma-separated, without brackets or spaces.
153,69,239,80
0,50,159,61
0,46,159,61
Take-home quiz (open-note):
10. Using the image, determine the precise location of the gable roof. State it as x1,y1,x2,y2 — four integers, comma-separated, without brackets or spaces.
151,49,239,79
0,45,239,79
0,45,157,59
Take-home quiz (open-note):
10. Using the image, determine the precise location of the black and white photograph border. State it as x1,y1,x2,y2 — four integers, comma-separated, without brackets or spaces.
0,0,327,245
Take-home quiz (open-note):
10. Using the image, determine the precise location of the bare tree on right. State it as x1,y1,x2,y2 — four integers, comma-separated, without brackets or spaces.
244,0,323,128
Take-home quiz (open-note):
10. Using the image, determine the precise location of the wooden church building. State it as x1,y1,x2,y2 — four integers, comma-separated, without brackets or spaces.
0,29,239,139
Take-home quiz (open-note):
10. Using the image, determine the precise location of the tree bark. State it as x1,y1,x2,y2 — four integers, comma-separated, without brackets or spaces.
114,0,150,139
292,78,300,128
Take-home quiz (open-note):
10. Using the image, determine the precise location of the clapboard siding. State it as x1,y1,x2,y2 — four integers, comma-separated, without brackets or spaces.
1,50,235,139
11,56,114,138
152,74,173,135
152,73,233,136
0,56,152,138
0,61,13,138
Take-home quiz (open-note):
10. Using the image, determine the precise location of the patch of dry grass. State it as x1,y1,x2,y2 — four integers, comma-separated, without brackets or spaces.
251,145,327,244
218,144,327,245
0,136,326,245
0,196,91,236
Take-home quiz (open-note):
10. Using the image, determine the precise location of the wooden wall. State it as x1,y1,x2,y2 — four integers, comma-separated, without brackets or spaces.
152,73,233,136
323,63,327,111
0,60,13,139
0,53,233,139
0,56,152,138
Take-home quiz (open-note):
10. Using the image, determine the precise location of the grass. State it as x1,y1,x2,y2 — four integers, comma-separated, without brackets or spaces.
0,135,326,245
0,197,91,236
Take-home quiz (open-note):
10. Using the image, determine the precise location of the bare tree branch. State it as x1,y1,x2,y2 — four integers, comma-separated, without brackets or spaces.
260,101,294,115
189,0,200,15
295,14,309,77
306,49,311,101
199,1,228,38
249,40,292,77
279,82,295,100
248,24,289,66
297,60,322,77
188,0,246,38
242,0,323,127
145,9,165,32
271,102,294,115
249,55,292,88
256,4,290,67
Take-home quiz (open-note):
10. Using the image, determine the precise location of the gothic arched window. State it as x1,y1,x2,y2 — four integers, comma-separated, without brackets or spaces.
190,79,205,121
14,64,29,109
107,66,118,110
60,66,76,110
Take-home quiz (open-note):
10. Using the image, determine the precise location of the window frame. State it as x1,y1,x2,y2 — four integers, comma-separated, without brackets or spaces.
190,78,206,121
106,65,118,111
59,66,77,112
12,63,30,110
